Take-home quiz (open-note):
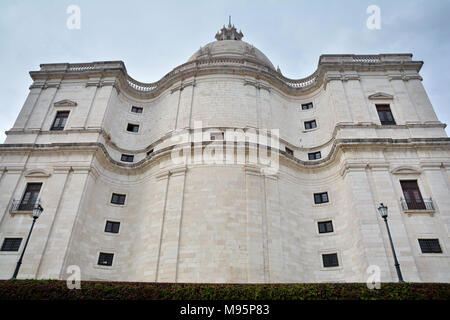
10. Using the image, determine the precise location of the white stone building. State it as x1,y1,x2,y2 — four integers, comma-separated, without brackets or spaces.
0,23,449,283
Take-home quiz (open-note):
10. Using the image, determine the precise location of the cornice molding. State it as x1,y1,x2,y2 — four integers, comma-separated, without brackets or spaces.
368,92,394,100
29,54,423,99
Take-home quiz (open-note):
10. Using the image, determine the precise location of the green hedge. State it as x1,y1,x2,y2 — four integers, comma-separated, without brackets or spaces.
0,280,449,300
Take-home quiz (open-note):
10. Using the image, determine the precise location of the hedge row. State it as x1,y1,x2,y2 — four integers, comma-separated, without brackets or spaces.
0,280,449,300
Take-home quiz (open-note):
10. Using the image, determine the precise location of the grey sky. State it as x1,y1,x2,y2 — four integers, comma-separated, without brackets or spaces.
1,0,449,142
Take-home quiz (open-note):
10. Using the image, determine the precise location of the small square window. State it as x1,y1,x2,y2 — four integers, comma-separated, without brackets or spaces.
210,132,224,140
285,147,294,156
301,102,313,110
314,192,329,204
1,238,22,252
111,193,126,205
308,151,321,160
51,111,70,131
105,221,120,234
98,252,114,266
322,253,339,268
304,120,317,130
127,123,140,133
131,106,143,114
418,239,442,254
318,221,334,234
121,154,134,162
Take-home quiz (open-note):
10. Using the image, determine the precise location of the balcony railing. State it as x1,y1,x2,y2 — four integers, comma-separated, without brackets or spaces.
400,197,435,211
9,199,41,212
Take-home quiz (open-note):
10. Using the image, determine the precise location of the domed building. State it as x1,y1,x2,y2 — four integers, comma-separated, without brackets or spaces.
0,22,449,283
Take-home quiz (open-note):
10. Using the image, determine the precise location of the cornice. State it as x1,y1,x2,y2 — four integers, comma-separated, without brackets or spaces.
29,54,423,99
1,137,449,173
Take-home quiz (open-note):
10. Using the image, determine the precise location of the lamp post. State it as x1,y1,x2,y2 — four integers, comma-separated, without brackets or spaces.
377,203,404,283
12,203,44,279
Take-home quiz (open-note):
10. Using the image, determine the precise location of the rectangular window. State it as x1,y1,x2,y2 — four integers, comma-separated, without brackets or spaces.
308,151,321,160
285,147,294,156
1,238,22,252
314,192,329,204
318,221,334,234
97,252,114,266
131,106,143,114
301,102,313,110
304,120,317,130
111,193,126,205
376,104,396,125
418,239,442,254
322,253,339,268
105,221,120,234
19,183,42,211
51,111,69,131
121,154,134,162
210,132,224,140
400,180,425,210
127,123,140,133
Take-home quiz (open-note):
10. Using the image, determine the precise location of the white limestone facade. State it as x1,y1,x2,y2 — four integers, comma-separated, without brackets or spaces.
0,23,450,283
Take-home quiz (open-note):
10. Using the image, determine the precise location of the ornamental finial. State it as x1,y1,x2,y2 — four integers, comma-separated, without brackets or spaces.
215,17,243,41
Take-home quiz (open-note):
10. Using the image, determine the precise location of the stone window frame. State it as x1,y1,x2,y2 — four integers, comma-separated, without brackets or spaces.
48,108,74,131
129,105,144,115
302,118,319,132
308,151,322,161
103,219,122,236
108,192,128,207
301,102,314,110
12,179,46,214
315,218,335,237
416,233,446,256
125,122,141,134
371,101,399,127
318,249,343,271
392,172,434,214
313,191,330,206
50,110,71,131
0,234,24,256
94,250,116,270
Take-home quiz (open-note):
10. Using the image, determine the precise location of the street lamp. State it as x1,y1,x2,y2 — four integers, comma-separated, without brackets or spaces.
377,203,404,283
12,203,44,279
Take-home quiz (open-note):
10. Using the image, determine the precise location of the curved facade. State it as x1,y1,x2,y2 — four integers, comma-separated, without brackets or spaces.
1,23,450,283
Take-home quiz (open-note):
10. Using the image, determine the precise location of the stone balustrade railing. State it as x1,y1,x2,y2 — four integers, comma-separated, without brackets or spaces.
36,54,416,94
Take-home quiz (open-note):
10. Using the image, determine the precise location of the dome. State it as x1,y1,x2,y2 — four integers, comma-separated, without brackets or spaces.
187,21,275,70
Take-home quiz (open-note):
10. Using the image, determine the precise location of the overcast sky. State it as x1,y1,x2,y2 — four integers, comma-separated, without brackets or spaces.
0,0,449,142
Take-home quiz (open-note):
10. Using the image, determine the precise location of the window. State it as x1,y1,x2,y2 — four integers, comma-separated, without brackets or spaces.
314,192,329,204
418,239,442,254
97,252,114,266
111,193,126,205
126,123,139,133
131,106,143,114
210,132,224,140
308,151,321,160
322,253,339,268
121,154,134,162
105,221,120,234
285,147,294,156
376,104,396,125
1,238,22,252
19,183,42,211
304,120,317,130
318,221,334,234
400,180,425,210
51,111,69,131
301,102,313,110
